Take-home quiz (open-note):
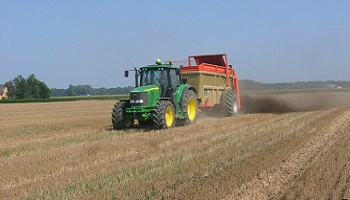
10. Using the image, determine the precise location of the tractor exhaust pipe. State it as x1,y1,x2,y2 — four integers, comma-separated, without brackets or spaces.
134,67,139,87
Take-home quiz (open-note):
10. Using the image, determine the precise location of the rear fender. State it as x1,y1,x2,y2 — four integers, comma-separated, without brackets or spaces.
177,85,197,104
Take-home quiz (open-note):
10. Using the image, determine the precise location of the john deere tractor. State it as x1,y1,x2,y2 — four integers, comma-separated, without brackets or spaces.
112,59,198,130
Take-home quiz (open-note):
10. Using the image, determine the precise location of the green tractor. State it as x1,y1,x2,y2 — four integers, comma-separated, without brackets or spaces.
112,59,198,130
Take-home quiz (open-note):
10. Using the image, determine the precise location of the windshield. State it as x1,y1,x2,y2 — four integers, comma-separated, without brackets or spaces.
140,68,167,86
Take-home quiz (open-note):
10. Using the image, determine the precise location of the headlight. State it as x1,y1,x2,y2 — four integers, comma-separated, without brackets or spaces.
136,99,144,103
131,99,144,103
130,92,148,105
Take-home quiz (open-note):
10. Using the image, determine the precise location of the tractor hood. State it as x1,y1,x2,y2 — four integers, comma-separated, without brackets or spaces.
130,85,160,93
130,85,160,108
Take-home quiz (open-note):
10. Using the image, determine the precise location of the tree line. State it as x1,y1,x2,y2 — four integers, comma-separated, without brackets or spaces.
3,74,134,98
5,74,50,99
50,85,134,96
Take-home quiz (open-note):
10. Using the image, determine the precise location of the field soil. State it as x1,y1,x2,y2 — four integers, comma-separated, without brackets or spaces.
0,91,350,199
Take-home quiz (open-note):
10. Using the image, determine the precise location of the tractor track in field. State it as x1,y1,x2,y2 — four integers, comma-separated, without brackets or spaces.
225,107,350,199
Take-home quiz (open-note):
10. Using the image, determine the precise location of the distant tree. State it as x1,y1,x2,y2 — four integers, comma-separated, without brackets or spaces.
85,85,94,95
13,75,26,98
239,80,264,91
4,81,15,98
50,88,67,96
5,74,50,99
66,84,76,96
96,87,107,95
75,85,93,96
37,81,50,98
26,74,40,98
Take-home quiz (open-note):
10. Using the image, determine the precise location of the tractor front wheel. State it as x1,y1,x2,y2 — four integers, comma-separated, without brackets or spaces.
112,101,134,130
153,101,175,129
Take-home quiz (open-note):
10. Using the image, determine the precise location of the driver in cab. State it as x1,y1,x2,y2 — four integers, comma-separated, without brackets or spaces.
158,70,168,96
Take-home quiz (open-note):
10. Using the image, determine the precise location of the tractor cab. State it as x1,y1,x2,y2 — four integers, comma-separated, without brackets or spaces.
124,59,183,98
140,65,182,98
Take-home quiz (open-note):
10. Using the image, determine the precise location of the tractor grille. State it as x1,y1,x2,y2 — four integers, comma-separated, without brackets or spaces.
130,92,148,106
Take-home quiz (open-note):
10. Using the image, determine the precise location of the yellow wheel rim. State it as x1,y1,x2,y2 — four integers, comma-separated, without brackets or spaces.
187,98,196,121
165,107,174,127
124,119,132,127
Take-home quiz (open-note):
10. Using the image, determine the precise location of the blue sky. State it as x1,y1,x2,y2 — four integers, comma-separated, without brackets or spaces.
1,0,349,88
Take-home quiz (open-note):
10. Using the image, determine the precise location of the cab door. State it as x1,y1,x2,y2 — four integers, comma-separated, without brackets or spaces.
169,69,181,98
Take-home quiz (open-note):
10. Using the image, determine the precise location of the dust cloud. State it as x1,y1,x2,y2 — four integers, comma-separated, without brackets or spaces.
197,91,350,120
240,93,296,114
240,92,350,114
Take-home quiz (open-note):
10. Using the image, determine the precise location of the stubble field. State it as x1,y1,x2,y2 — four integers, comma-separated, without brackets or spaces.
1,91,350,199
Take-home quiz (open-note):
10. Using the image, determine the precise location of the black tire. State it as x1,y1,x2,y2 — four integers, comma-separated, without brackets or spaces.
153,101,175,129
112,101,134,130
220,89,239,117
181,90,198,125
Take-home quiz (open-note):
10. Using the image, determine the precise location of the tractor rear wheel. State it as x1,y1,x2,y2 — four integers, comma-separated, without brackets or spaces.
181,90,198,125
153,101,175,129
220,89,239,117
112,101,134,130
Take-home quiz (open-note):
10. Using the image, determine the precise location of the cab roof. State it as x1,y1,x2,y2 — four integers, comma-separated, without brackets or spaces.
141,64,179,69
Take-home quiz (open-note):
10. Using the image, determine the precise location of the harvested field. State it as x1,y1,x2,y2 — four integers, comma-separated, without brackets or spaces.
0,91,350,199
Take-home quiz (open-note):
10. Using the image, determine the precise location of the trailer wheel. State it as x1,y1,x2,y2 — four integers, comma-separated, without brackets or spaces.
220,89,239,117
112,101,134,130
181,90,198,125
153,101,175,129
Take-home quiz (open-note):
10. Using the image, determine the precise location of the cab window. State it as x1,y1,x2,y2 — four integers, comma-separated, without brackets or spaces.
169,70,178,89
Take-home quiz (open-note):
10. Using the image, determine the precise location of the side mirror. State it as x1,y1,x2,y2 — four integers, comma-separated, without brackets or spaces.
124,71,129,77
183,78,188,84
